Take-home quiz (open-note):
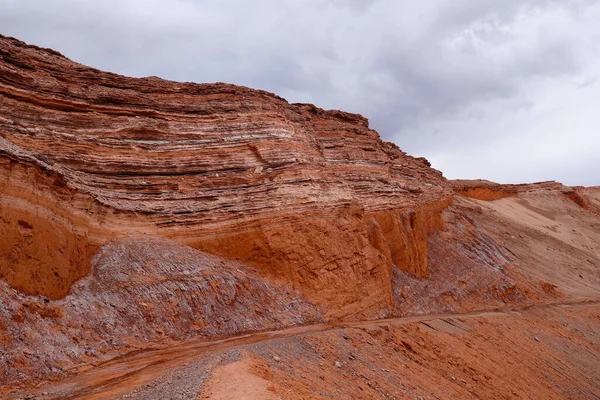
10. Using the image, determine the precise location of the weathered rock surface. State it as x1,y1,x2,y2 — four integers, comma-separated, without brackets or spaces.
0,34,452,317
394,186,600,316
1,35,600,399
451,179,564,200
0,236,320,386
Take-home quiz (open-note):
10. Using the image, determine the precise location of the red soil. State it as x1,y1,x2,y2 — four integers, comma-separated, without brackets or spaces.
0,35,599,399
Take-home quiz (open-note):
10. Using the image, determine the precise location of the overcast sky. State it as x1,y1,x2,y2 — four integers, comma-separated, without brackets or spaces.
1,0,599,185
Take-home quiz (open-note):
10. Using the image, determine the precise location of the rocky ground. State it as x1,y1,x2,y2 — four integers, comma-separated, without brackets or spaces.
7,301,599,399
1,35,599,399
3,181,598,399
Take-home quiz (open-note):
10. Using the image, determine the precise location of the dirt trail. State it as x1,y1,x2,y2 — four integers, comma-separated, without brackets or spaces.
12,299,600,400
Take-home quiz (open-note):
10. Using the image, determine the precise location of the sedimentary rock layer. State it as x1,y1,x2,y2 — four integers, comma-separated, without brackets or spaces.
0,236,320,386
451,179,564,200
0,35,452,315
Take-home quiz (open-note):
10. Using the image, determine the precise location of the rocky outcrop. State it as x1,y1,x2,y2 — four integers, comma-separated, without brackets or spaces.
0,35,452,317
0,236,320,386
452,179,600,217
451,179,565,200
2,35,600,397
563,186,600,215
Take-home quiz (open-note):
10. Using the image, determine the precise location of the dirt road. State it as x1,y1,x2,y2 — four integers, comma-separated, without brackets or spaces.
10,299,599,400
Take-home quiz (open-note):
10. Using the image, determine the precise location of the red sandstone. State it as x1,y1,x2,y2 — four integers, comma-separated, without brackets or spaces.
1,35,599,399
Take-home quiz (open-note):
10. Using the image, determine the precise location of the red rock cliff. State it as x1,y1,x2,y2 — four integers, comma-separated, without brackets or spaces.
0,35,452,317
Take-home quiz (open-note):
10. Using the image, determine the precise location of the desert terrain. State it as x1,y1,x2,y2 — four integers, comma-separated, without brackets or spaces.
0,35,598,399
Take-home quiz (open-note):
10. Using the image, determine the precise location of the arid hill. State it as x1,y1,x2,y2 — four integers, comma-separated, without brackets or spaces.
0,34,452,318
0,35,599,399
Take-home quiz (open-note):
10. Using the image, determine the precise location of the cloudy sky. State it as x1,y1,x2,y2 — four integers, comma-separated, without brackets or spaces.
1,0,599,185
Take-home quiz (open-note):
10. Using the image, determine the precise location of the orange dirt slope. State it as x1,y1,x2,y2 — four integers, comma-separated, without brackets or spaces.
0,35,599,399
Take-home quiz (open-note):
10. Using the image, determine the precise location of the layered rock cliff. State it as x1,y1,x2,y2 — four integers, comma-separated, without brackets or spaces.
0,35,452,317
2,36,600,398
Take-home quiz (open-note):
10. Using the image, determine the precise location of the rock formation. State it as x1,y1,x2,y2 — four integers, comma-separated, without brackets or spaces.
2,35,600,398
0,236,320,385
0,34,452,318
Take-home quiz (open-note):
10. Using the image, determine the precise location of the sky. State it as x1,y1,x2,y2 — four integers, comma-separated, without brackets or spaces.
1,0,599,185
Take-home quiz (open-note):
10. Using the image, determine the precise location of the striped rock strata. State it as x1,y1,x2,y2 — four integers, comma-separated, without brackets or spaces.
451,179,600,215
0,35,452,317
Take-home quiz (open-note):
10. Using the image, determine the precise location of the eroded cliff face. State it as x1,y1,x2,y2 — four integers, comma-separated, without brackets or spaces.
451,179,567,200
2,36,600,397
0,236,321,386
0,35,452,316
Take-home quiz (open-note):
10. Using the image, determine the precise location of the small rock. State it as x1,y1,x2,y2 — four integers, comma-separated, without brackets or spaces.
273,355,281,362
335,361,342,368
534,337,540,342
